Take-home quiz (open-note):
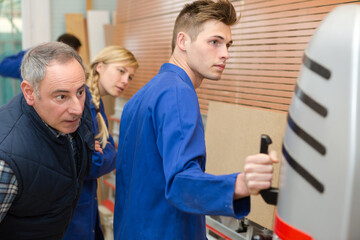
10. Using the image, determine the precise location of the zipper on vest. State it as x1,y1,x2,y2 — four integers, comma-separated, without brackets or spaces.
77,132,86,177
67,134,79,190
66,133,80,227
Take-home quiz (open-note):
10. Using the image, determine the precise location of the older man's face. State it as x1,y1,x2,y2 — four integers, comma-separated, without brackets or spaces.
32,58,86,134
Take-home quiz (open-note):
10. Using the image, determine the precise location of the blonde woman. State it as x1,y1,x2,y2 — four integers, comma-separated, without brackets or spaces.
63,46,138,240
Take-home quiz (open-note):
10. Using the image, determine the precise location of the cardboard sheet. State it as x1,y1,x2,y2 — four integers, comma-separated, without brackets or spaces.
65,13,90,66
205,101,286,230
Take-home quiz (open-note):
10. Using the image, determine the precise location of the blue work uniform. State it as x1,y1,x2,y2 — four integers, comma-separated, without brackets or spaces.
0,50,26,80
63,88,117,240
114,63,250,240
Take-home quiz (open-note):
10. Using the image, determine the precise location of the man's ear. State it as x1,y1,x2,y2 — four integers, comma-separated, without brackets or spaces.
21,80,36,106
176,32,189,51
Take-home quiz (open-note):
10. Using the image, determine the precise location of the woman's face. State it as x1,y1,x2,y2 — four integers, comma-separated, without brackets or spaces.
96,62,137,97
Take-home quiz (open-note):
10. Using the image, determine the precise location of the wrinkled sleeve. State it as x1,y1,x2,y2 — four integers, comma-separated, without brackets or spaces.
89,133,116,179
88,97,117,179
0,50,26,80
155,82,250,219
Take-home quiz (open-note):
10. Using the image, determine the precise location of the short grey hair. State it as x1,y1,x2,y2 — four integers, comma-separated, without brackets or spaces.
21,41,85,95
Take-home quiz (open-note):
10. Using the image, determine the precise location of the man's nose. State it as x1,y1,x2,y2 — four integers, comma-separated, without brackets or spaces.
222,46,230,60
68,97,83,115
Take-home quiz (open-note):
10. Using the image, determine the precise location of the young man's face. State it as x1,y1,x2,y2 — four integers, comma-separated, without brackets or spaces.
31,58,86,134
186,20,232,82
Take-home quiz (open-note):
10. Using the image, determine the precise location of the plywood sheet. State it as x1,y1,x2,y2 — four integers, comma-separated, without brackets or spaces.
86,0,93,10
104,24,115,46
65,13,90,66
205,101,286,230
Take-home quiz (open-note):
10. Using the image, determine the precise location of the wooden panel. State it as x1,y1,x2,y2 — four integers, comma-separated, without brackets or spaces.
65,13,90,66
104,24,115,46
114,0,360,114
205,101,287,230
86,0,93,10
115,0,192,23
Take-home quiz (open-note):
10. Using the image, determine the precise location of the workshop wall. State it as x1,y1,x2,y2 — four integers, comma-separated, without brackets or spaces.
50,0,117,42
113,0,359,114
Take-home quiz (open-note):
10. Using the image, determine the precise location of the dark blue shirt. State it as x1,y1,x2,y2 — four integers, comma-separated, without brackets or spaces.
114,63,250,240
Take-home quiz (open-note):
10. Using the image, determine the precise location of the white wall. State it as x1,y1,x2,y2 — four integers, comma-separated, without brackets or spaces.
21,0,117,49
51,0,117,41
21,0,51,49
50,0,86,41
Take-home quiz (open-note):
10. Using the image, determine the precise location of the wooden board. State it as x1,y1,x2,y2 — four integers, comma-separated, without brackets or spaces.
114,0,353,113
65,13,90,66
205,101,286,230
104,24,115,46
86,0,93,10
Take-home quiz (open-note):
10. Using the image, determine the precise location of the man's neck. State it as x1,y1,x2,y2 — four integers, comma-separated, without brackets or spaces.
169,54,203,89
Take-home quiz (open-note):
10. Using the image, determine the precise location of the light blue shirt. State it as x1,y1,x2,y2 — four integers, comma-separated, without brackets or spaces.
114,63,250,240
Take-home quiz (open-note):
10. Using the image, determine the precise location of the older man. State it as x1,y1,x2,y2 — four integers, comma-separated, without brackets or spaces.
0,42,94,240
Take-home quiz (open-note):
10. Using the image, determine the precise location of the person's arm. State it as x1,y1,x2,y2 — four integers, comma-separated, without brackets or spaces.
89,134,117,178
0,50,27,80
0,160,18,222
153,83,246,218
156,82,277,218
94,140,103,154
88,97,117,179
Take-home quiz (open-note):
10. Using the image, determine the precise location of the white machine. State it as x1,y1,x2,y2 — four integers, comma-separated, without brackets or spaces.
274,4,360,240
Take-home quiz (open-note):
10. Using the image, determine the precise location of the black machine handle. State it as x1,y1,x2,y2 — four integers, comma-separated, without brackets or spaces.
259,134,279,205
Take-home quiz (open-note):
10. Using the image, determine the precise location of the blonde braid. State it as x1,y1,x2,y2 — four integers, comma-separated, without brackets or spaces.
87,64,109,148
87,45,139,149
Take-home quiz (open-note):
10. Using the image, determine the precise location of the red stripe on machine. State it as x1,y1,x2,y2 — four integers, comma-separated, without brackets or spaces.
274,211,313,240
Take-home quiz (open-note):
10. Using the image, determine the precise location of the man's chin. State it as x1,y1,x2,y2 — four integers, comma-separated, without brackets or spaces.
58,124,80,134
58,129,76,135
204,71,223,81
206,76,222,81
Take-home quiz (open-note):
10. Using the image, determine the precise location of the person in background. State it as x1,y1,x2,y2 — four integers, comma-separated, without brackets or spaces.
0,33,82,80
57,33,82,51
0,42,94,239
113,0,278,239
63,45,139,240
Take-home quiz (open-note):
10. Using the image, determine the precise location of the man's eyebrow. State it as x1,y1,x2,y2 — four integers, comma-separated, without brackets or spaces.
52,84,86,94
213,35,225,40
78,84,86,91
52,89,69,94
